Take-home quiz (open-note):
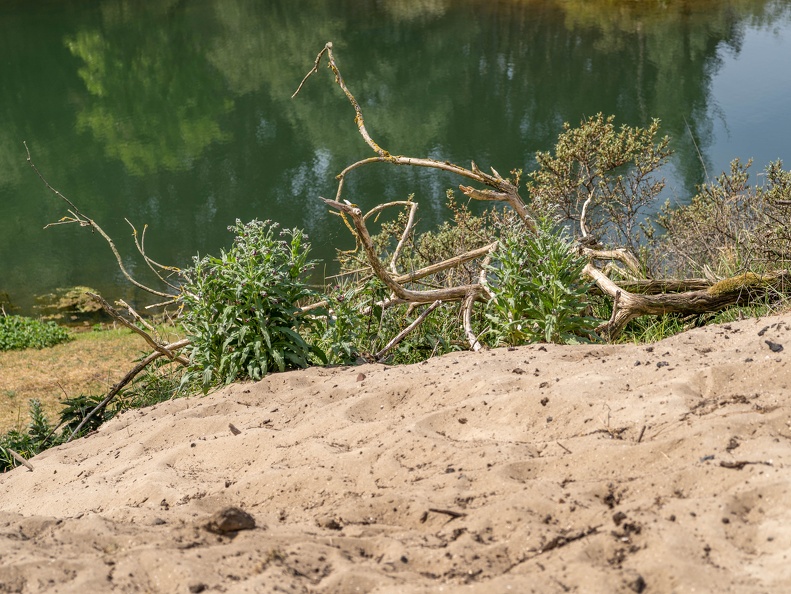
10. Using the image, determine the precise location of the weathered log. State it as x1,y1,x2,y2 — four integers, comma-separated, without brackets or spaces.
589,267,788,337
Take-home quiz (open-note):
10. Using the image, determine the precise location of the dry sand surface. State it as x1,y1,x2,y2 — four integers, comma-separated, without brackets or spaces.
2,315,791,593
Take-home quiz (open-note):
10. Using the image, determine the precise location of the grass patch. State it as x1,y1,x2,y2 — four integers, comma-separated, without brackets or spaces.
0,326,145,434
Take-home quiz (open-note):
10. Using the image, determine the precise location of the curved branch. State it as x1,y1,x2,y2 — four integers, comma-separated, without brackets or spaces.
66,338,190,442
25,142,177,299
128,220,182,292
322,198,483,303
292,42,387,157
582,246,643,277
294,44,536,231
463,293,484,351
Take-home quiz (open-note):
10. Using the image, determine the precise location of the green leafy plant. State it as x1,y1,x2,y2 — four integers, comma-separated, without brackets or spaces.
0,399,62,472
0,315,72,351
180,219,326,391
313,283,365,365
58,393,112,436
484,219,599,345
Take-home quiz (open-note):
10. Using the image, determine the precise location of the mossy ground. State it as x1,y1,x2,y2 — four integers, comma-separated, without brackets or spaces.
0,326,146,433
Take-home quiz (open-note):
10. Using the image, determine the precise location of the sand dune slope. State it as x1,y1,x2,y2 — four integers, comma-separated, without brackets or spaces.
2,315,791,593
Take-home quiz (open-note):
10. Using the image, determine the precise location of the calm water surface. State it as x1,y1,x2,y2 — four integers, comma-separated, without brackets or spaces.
1,0,790,314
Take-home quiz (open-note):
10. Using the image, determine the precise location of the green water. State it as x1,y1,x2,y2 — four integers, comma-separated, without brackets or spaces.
1,0,790,314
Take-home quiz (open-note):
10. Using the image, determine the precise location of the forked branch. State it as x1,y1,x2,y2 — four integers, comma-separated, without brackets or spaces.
321,197,487,304
294,42,536,231
25,142,178,300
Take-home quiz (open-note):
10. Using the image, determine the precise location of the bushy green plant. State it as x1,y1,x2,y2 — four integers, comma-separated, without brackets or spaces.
484,220,599,345
58,393,111,436
0,399,62,472
528,113,672,255
0,315,72,351
180,219,326,391
648,159,791,277
313,283,365,365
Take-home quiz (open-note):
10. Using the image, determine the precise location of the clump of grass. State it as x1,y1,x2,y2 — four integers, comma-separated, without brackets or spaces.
0,399,62,472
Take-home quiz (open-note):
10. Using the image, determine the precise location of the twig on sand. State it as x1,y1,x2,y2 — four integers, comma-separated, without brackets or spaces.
421,508,467,522
719,460,773,470
7,448,34,471
504,526,600,573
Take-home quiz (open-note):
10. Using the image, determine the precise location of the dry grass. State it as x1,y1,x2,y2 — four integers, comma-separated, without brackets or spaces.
0,327,160,433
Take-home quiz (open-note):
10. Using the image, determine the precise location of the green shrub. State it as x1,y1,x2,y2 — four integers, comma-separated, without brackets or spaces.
180,219,326,391
484,219,599,345
648,159,791,278
528,113,671,256
58,393,112,436
0,315,72,351
0,399,61,472
313,283,365,365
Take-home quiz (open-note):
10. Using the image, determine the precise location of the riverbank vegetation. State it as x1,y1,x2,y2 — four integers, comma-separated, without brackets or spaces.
3,42,790,471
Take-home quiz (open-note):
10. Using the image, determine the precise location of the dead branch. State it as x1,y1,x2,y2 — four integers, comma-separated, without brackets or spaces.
294,42,536,348
582,246,643,277
393,242,498,286
389,201,418,275
66,338,189,442
588,265,788,337
25,142,178,300
117,298,158,336
601,278,712,294
293,42,387,157
374,300,442,361
88,293,189,365
128,220,182,292
463,292,484,351
322,198,486,303
294,43,536,231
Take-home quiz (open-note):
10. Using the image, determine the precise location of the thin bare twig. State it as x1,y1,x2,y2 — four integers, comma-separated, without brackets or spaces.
116,300,155,335
463,292,484,351
128,220,182,292
25,142,176,299
375,300,442,361
66,338,190,442
390,201,418,275
87,293,189,366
